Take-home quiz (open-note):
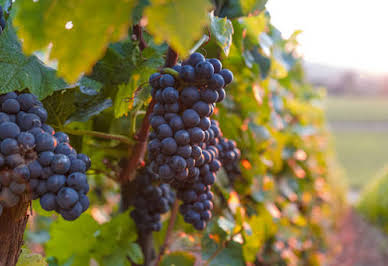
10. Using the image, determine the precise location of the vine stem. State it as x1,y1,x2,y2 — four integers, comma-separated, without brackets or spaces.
60,128,132,145
133,24,147,51
120,99,155,182
121,45,178,183
154,200,180,266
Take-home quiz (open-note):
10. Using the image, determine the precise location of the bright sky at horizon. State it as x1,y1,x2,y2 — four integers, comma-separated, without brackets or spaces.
267,0,388,74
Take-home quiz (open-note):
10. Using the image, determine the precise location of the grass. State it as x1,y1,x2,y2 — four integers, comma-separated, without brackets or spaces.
357,166,388,233
325,96,388,121
331,131,388,189
326,96,388,190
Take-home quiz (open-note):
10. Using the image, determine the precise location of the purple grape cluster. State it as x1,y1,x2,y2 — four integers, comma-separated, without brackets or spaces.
0,92,91,221
130,168,175,232
0,6,6,31
146,52,234,230
217,136,241,184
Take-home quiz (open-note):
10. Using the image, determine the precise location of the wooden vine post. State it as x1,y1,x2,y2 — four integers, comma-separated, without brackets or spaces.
0,194,30,265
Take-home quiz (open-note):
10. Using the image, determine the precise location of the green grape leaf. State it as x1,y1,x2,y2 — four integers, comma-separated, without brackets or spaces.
114,82,136,118
89,41,140,90
43,89,76,127
133,0,151,24
65,97,112,124
14,0,138,83
127,243,144,265
209,12,234,56
0,22,67,99
201,228,244,266
45,214,99,263
207,242,244,266
92,211,139,264
16,248,47,266
77,76,103,96
144,0,211,57
113,45,162,118
161,251,196,266
0,0,9,9
242,211,275,262
218,0,268,19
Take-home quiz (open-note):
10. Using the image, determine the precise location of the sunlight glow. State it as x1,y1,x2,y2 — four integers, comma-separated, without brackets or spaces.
267,0,388,74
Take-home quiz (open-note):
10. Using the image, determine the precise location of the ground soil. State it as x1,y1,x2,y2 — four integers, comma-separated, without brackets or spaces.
328,208,388,266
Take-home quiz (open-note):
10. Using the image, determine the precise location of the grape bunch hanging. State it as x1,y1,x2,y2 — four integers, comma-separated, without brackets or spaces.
0,92,91,221
0,6,6,31
140,52,241,230
130,168,175,233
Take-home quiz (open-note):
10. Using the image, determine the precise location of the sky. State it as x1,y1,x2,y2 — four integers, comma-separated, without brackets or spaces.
267,0,388,74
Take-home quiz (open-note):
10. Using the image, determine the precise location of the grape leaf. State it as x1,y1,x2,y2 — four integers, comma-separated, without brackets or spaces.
77,76,103,96
127,243,144,265
14,0,138,83
0,22,67,99
45,214,99,264
92,211,140,264
16,248,47,266
242,211,274,262
209,12,234,56
65,97,112,124
89,41,140,90
144,0,211,57
218,0,268,19
161,251,196,266
113,45,163,118
201,227,244,266
43,89,76,127
133,0,151,24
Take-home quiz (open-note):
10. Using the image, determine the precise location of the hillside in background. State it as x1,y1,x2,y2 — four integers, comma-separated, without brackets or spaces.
304,61,388,96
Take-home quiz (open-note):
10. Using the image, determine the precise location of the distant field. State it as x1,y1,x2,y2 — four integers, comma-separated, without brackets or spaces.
331,131,388,189
326,96,388,190
325,97,388,121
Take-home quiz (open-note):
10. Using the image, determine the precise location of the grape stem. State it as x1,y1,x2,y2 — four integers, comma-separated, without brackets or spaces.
120,99,155,182
59,128,132,145
154,200,180,266
133,24,147,51
161,67,179,78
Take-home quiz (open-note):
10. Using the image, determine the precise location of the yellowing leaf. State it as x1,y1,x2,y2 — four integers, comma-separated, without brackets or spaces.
239,13,267,41
14,0,137,83
144,0,211,57
16,248,47,266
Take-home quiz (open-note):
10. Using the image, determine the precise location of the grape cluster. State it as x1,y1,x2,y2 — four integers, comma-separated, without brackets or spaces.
0,6,6,31
130,168,175,232
217,137,241,183
0,92,91,221
147,52,234,229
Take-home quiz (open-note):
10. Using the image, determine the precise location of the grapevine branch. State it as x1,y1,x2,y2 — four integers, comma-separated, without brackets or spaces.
155,200,180,266
133,24,147,51
121,45,178,183
121,23,179,266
